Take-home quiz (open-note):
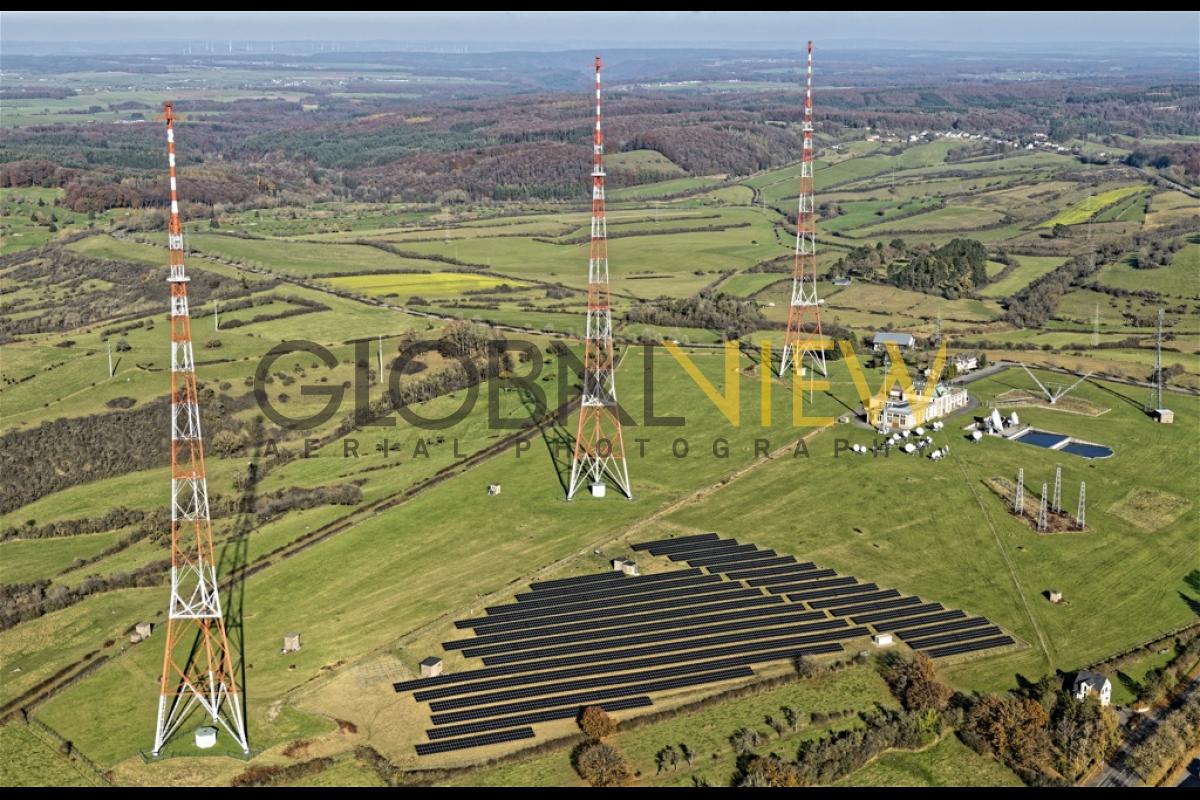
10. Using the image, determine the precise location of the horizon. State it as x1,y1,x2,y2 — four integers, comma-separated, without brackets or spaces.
3,11,1198,51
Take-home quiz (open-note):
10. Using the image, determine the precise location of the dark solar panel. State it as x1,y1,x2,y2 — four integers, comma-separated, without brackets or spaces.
924,636,1015,659
446,604,823,655
851,602,944,625
397,634,845,696
414,727,534,755
426,696,654,740
871,609,964,633
432,658,770,712
827,595,918,617
463,583,755,629
526,571,627,594
808,589,899,610
523,568,702,600
724,562,818,581
906,626,1002,651
787,583,879,603
642,540,739,559
417,632,841,704
893,616,990,640
743,566,825,587
481,622,860,670
770,575,854,595
465,593,781,639
478,616,848,665
430,667,756,725
500,573,722,613
687,549,780,568
631,533,719,552
703,556,798,573
682,545,768,565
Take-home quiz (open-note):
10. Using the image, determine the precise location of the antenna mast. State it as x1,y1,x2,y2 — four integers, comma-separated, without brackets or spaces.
566,57,631,501
779,40,826,378
152,102,249,757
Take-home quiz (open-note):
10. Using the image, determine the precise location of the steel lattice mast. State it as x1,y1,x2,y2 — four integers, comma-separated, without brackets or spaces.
566,57,631,501
152,102,249,757
779,41,826,378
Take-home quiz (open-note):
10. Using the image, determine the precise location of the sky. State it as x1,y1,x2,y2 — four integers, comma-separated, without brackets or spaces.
3,11,1198,50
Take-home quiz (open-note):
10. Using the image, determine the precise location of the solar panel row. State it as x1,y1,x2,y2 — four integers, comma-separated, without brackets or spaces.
704,555,798,573
892,616,990,641
743,566,824,587
787,582,879,603
497,572,722,614
447,605,824,656
480,623,862,672
829,595,921,618
430,667,757,725
773,576,857,596
906,626,1002,651
685,548,777,568
479,617,851,666
672,542,759,561
808,588,899,610
525,571,628,594
465,592,782,639
425,696,655,740
725,562,818,581
416,636,843,704
870,609,964,633
398,632,845,695
414,726,534,756
924,636,1015,659
446,594,792,652
630,533,720,552
482,576,729,619
521,568,702,601
431,656,773,712
460,583,757,630
852,602,944,625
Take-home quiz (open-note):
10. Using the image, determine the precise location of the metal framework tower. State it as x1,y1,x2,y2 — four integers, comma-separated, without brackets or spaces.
779,41,826,378
566,57,631,501
152,102,249,757
1037,482,1049,532
1052,464,1062,514
1076,481,1086,530
1014,467,1024,515
1151,308,1165,411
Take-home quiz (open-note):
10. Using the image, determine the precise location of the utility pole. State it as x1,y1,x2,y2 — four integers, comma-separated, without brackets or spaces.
107,340,114,378
1052,464,1062,514
213,299,219,331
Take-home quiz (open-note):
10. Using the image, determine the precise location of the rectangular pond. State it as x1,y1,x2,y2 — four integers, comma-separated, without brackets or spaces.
1011,428,1113,459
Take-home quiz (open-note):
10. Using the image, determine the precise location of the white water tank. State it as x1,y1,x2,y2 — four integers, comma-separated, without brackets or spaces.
195,726,217,749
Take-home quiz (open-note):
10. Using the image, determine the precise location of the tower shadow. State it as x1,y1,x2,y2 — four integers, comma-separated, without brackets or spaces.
215,454,258,740
516,382,574,496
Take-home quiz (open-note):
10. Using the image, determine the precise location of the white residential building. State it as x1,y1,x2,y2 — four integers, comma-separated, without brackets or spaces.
1072,670,1112,707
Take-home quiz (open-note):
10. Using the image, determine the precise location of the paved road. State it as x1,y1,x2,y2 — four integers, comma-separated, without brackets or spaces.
1086,675,1199,787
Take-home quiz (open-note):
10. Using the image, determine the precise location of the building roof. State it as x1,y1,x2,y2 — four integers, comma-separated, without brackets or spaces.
873,332,915,347
1074,669,1109,689
420,656,443,666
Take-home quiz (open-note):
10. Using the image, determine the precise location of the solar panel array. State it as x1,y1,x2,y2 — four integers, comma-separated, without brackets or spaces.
399,533,1014,755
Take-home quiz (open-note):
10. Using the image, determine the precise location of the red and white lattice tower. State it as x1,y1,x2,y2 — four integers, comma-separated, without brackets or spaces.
567,57,632,501
779,41,827,378
152,102,249,757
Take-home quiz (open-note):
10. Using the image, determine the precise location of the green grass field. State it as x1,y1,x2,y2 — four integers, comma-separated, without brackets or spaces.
4,129,1199,786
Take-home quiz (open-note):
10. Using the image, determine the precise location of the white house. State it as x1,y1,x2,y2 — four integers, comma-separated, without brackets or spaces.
1072,670,1112,706
953,354,979,373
